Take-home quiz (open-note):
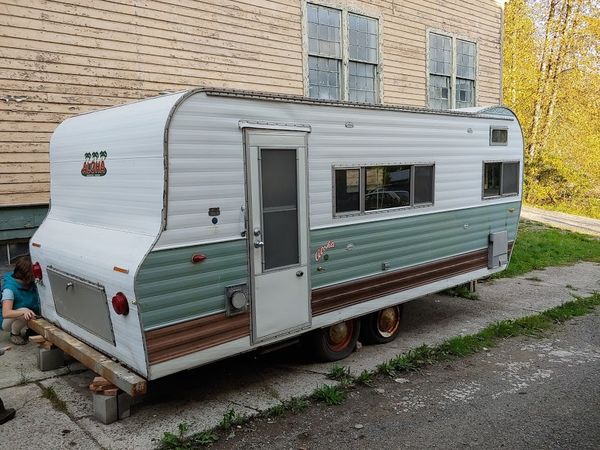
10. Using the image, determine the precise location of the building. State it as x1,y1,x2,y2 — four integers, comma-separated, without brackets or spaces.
0,0,505,262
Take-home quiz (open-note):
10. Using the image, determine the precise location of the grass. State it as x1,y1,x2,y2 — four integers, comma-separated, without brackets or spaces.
312,384,346,405
356,369,374,386
159,423,218,450
218,407,246,430
494,220,600,279
41,386,67,413
443,285,479,300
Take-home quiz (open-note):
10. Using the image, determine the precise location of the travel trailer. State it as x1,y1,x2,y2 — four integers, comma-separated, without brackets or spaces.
29,89,523,383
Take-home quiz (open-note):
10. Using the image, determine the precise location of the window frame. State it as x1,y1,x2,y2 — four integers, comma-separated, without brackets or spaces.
482,160,520,200
426,29,478,110
489,126,509,146
304,2,382,103
332,163,435,218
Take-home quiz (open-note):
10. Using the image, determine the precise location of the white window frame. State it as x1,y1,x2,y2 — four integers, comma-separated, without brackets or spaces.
426,29,478,109
303,1,383,103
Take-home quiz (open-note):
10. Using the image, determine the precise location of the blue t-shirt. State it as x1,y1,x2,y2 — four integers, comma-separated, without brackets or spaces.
0,272,40,322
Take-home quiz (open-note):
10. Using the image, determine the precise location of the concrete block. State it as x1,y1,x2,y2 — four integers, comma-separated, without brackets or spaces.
117,392,132,419
37,347,65,372
93,393,118,424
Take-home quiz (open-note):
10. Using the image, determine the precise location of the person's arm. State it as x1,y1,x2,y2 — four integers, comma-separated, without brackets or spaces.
1,292,36,321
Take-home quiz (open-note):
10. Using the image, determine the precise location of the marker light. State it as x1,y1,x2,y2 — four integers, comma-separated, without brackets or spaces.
32,262,43,281
111,292,129,316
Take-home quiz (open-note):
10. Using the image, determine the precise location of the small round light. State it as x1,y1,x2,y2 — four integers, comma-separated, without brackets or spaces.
112,292,129,316
192,254,207,264
230,291,247,310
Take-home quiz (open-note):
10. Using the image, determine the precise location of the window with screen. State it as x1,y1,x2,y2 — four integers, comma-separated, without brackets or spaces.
428,32,477,109
483,162,520,198
490,127,508,146
334,164,435,215
307,4,379,103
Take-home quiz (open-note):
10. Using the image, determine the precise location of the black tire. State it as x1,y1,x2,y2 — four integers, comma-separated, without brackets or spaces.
306,318,361,362
360,304,403,345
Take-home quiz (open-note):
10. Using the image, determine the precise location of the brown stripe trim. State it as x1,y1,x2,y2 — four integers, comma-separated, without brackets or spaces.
146,312,250,365
311,248,495,316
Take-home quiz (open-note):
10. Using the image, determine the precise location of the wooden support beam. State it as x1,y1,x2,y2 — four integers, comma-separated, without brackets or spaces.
28,318,147,397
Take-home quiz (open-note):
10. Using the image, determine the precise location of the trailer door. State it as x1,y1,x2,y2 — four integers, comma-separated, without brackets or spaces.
246,130,311,343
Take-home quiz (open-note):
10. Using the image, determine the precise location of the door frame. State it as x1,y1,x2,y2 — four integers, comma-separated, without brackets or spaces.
244,129,312,344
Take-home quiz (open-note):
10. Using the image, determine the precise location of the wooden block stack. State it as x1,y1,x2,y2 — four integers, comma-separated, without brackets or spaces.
30,335,54,350
89,377,119,396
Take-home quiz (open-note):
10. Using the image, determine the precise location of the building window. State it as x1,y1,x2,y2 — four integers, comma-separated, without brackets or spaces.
428,32,476,109
333,164,434,216
483,162,520,198
307,3,379,103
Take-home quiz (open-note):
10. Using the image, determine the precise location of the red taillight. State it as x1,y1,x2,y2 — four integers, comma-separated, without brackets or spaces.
32,262,43,281
192,254,206,263
111,292,129,316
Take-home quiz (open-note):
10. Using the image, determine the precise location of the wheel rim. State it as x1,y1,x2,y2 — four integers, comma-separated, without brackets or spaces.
327,320,354,352
377,306,400,338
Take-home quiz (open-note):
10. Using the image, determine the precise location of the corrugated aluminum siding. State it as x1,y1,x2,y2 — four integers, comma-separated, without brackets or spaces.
137,202,518,330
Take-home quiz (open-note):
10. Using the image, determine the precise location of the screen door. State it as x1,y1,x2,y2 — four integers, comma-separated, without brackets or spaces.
246,131,310,343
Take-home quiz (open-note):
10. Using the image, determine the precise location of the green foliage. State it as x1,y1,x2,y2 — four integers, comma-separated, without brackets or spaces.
442,285,479,300
494,220,600,278
356,369,374,386
41,386,67,413
327,364,354,387
159,423,218,450
218,407,246,430
312,384,346,405
504,0,600,218
263,397,310,418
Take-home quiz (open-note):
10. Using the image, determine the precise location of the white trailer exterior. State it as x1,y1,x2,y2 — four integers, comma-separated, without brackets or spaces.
30,89,523,380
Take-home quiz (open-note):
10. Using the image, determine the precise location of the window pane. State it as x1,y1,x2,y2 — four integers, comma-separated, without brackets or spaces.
455,78,475,108
429,33,451,76
365,166,411,210
414,165,434,204
429,74,450,109
483,162,502,197
457,39,476,80
308,56,340,100
261,149,299,270
307,3,341,58
502,162,519,195
491,127,508,145
335,169,360,213
348,13,378,64
348,61,376,103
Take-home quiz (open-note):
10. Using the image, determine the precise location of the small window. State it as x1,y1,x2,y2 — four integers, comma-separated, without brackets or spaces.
365,165,411,211
490,127,508,146
483,162,520,198
414,165,434,204
334,168,360,213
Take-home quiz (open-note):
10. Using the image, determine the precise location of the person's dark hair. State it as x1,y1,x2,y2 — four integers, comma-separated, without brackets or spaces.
13,255,34,286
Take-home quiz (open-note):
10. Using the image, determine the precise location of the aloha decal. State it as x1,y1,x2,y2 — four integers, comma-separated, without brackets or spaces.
81,151,108,177
315,240,336,262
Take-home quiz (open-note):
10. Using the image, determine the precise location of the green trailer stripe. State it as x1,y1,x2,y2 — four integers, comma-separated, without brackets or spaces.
135,239,247,330
136,202,520,330
309,202,520,288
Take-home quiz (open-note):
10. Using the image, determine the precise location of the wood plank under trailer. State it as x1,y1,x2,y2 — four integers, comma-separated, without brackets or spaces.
28,318,147,397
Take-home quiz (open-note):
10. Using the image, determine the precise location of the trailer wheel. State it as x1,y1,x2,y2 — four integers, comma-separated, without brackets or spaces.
308,319,361,361
360,305,403,345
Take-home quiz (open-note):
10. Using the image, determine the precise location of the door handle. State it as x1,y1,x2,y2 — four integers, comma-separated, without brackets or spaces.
254,240,264,248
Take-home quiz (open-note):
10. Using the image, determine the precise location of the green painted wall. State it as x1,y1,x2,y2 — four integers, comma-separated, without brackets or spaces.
135,239,248,330
0,205,48,242
310,202,520,288
136,202,520,330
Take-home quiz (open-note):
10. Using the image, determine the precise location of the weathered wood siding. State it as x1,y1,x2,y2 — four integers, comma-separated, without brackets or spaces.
0,0,502,207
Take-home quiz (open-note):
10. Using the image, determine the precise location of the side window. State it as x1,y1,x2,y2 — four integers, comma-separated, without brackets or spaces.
483,162,520,198
490,126,508,146
334,164,435,216
365,165,411,211
334,168,360,213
